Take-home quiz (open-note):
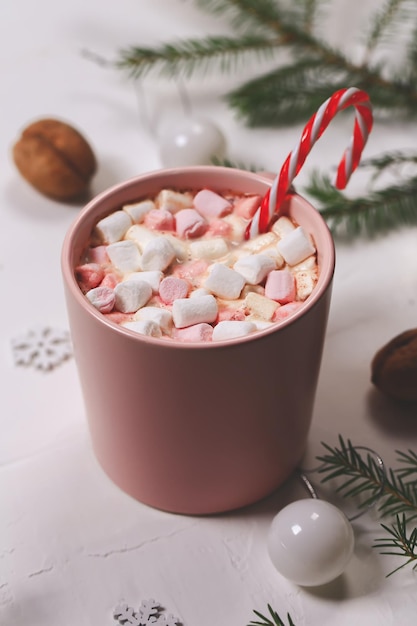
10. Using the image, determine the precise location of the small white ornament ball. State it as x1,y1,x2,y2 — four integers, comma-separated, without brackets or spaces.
158,117,227,167
267,499,354,587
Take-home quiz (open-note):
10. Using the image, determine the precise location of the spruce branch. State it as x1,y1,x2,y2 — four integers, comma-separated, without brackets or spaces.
374,514,417,576
248,604,296,626
116,35,280,79
305,170,417,238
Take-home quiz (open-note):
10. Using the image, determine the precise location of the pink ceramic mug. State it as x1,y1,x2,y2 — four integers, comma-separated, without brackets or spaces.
61,166,335,515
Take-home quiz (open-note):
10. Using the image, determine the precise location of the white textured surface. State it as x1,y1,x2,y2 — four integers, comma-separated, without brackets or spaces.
2,1,417,625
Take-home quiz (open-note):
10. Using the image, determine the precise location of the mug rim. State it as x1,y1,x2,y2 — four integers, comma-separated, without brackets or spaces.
61,165,335,350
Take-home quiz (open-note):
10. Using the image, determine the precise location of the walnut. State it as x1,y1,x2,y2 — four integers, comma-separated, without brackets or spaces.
371,329,417,403
13,118,97,201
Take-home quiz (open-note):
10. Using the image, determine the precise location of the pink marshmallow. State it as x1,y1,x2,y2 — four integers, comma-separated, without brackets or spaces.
175,208,208,239
75,263,105,293
233,195,261,219
265,269,296,304
217,306,246,322
86,286,115,313
103,311,133,324
206,219,232,238
100,272,121,289
173,259,209,281
173,323,213,343
272,301,303,322
193,189,232,219
144,208,175,231
159,276,189,304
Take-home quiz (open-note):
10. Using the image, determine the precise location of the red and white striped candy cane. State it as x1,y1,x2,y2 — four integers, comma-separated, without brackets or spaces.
245,87,373,239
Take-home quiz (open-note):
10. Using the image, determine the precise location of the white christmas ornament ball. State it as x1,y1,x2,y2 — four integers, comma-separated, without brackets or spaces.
267,499,354,587
158,117,227,167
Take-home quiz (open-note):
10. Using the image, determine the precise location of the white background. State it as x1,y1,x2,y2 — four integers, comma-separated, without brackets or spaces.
1,1,417,625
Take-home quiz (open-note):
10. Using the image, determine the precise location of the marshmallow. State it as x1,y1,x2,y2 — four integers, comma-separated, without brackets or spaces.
159,276,189,304
233,195,261,219
141,237,176,271
222,214,247,243
276,226,316,266
75,263,105,292
273,301,303,322
101,272,121,289
242,232,277,254
190,287,210,298
193,189,232,219
144,208,175,231
295,270,317,300
125,270,163,292
204,263,245,300
265,269,296,304
233,254,276,285
106,240,142,273
261,246,285,269
163,234,189,262
94,210,132,244
122,319,162,338
114,280,152,313
156,189,193,213
125,224,158,250
212,320,257,341
86,286,115,313
133,306,173,334
174,323,214,343
85,245,110,264
172,295,218,328
244,291,279,321
206,219,232,239
271,215,296,238
175,208,208,239
189,238,229,261
291,255,318,271
123,200,155,223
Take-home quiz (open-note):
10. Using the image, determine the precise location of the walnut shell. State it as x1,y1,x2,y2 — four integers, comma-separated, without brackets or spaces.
13,118,97,201
371,329,417,403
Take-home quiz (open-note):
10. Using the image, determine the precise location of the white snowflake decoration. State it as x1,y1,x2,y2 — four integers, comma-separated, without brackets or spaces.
11,326,73,372
114,600,181,626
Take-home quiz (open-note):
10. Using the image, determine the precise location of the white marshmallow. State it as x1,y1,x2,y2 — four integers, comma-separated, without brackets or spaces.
141,237,176,271
189,238,229,261
295,270,317,300
204,263,245,300
190,287,210,298
133,306,173,333
222,214,247,242
291,255,318,271
94,211,132,244
125,224,158,250
122,319,162,338
244,291,279,321
164,233,189,261
242,232,277,253
156,189,193,213
123,200,155,223
124,270,163,293
212,320,257,341
276,226,316,266
114,280,152,313
271,215,296,238
233,254,276,285
106,240,142,272
172,295,218,328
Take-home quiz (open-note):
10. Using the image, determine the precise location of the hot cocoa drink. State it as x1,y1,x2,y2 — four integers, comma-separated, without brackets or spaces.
75,186,318,342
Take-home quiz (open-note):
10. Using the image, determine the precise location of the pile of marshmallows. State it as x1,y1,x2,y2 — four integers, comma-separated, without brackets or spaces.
76,187,318,342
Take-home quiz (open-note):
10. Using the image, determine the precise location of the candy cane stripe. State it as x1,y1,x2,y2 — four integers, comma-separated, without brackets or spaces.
247,87,373,239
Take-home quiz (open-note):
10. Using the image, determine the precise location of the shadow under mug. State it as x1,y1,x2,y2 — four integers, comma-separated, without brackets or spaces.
61,166,335,515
